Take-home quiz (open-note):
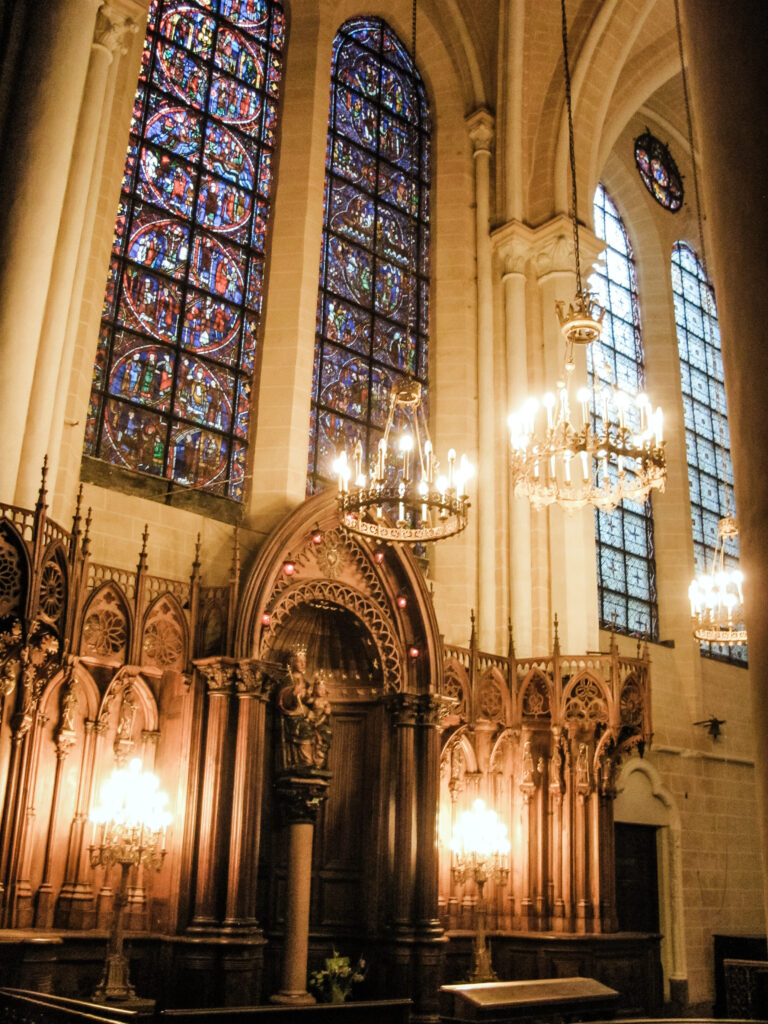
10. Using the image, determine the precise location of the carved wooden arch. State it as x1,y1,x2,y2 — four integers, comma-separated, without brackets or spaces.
561,670,611,732
475,666,511,725
518,667,553,722
236,490,444,694
35,540,69,633
79,581,132,663
440,723,479,774
0,518,30,621
141,591,189,672
441,656,470,722
97,667,159,736
259,578,404,693
619,672,645,731
39,661,101,725
489,726,519,774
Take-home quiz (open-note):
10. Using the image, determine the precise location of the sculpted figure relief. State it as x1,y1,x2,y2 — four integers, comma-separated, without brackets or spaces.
277,647,333,772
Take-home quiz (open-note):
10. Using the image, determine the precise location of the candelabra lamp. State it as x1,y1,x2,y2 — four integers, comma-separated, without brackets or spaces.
89,758,171,1004
450,799,510,984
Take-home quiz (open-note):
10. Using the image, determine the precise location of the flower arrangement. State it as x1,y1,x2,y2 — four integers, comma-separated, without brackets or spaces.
309,950,366,1003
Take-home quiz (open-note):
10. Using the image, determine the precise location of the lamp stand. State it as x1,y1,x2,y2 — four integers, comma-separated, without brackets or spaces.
469,877,497,984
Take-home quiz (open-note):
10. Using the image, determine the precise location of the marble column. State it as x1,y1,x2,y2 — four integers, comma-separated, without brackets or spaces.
678,0,768,930
467,109,498,652
16,2,136,508
270,777,329,1006
0,0,100,503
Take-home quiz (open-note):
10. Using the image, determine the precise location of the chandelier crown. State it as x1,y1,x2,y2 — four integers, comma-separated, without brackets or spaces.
334,378,472,544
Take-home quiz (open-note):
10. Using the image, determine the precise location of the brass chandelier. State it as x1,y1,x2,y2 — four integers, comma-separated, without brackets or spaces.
674,0,746,648
508,0,666,513
333,379,472,544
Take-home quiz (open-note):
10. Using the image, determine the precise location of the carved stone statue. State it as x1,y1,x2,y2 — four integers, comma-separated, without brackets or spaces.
276,648,332,773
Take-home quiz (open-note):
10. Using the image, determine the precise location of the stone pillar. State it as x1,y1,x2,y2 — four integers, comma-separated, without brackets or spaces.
467,109,498,652
678,0,768,930
17,2,136,507
530,217,602,654
270,777,329,1006
388,693,419,995
0,0,100,503
494,225,534,655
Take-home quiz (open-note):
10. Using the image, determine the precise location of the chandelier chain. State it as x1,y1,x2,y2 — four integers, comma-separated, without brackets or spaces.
560,0,582,294
411,0,417,62
674,0,731,517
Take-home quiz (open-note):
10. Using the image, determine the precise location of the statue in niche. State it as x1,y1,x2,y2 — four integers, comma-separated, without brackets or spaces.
277,647,332,773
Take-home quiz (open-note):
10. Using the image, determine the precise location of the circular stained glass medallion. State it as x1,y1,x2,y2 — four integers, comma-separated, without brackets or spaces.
634,131,683,212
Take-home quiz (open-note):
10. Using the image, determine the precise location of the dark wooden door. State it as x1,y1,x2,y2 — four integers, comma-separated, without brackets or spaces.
614,822,660,932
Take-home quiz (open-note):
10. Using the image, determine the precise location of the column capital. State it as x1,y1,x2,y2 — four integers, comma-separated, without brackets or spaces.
94,1,138,59
466,108,495,155
387,691,421,726
526,215,604,282
491,220,533,277
194,656,239,694
274,774,330,825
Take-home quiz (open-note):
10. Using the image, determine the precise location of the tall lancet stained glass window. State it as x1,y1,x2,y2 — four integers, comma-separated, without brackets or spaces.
308,17,431,493
589,185,659,639
84,0,286,500
672,242,745,665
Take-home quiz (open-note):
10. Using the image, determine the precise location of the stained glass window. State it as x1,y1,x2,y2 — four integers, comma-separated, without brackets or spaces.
589,185,659,639
307,17,430,493
84,0,286,501
672,242,746,665
634,131,683,212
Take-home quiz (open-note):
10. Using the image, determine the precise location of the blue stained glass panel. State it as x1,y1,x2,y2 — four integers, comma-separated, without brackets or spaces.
196,175,252,241
322,296,371,354
158,4,215,56
153,41,209,108
329,180,375,248
108,333,175,412
336,40,381,100
118,266,182,344
181,290,241,365
220,0,269,38
380,63,416,120
100,399,168,476
216,25,266,87
127,204,189,278
334,88,378,149
175,355,234,430
189,234,246,302
168,422,229,488
145,94,202,159
203,122,255,189
209,71,262,135
135,146,195,218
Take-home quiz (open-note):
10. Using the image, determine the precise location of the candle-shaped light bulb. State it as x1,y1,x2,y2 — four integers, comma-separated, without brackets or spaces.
424,439,433,483
400,433,413,483
636,392,650,433
377,437,387,483
577,387,590,428
354,439,363,483
615,390,629,430
447,448,456,489
543,392,556,430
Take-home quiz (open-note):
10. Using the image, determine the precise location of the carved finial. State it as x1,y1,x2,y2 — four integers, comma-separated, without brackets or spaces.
608,617,618,655
553,613,560,654
507,617,515,660
469,609,476,651
194,533,201,567
231,527,240,584
82,508,93,557
35,456,49,514
72,484,84,536
137,524,149,573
